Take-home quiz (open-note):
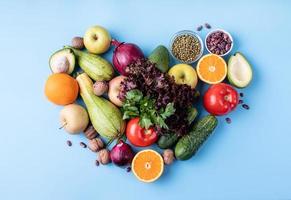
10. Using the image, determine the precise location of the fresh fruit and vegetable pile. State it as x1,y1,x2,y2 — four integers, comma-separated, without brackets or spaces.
45,24,253,183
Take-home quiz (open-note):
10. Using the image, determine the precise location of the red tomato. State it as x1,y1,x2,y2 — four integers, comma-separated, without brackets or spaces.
126,118,158,147
203,83,239,116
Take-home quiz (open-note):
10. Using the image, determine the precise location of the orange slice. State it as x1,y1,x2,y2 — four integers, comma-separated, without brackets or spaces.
132,149,164,183
196,54,227,84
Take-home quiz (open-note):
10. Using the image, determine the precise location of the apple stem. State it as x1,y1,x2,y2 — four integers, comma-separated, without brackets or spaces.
59,122,67,130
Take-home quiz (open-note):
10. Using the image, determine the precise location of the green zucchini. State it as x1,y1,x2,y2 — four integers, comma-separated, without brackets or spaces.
157,107,198,149
65,46,114,81
175,115,218,160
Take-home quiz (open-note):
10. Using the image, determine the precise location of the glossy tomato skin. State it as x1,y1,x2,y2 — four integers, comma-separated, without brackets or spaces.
126,118,158,147
203,83,239,116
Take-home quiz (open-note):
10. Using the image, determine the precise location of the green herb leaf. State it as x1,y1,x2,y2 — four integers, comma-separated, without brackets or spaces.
156,116,168,129
139,115,153,129
160,103,175,119
126,89,143,102
123,110,139,120
122,89,174,130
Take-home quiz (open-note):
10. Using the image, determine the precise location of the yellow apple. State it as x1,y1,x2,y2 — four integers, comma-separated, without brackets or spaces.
108,75,126,107
60,104,89,134
84,25,111,54
168,64,198,88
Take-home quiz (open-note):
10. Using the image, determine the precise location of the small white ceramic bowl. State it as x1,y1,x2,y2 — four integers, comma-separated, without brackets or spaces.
170,30,204,64
205,29,233,57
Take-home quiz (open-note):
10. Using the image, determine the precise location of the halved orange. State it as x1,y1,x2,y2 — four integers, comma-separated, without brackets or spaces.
132,149,164,183
196,54,227,84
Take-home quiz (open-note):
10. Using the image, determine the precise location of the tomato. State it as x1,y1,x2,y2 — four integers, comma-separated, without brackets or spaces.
203,83,239,116
126,118,158,147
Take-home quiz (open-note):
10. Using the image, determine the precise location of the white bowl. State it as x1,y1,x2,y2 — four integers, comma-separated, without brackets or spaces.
205,29,233,57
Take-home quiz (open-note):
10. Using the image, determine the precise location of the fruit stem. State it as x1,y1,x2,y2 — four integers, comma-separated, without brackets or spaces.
59,122,67,130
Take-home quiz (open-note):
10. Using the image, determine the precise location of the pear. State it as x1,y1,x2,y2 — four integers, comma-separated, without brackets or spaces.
59,104,89,134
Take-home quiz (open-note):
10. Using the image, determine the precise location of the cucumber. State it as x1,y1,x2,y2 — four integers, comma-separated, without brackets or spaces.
66,46,114,81
157,107,198,149
175,115,218,160
158,133,179,149
186,107,198,125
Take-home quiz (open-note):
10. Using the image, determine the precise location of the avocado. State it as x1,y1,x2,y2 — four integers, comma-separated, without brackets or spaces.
227,52,253,88
148,45,170,73
49,48,75,74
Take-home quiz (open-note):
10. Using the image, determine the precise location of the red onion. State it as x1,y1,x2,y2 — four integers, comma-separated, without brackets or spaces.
112,39,144,75
110,140,134,166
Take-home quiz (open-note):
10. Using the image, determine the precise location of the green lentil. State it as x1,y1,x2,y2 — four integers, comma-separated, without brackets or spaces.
171,34,201,63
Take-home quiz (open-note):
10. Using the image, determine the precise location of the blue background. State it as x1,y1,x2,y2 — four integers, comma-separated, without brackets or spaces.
1,0,291,199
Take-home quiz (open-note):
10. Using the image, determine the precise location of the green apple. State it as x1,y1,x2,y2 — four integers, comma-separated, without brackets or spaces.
84,25,111,54
168,64,198,88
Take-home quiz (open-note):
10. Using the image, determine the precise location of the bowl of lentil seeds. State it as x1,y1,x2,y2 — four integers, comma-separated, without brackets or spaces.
170,30,204,64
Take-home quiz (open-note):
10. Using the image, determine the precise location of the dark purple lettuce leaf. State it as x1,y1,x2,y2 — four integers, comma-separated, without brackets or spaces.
118,58,199,136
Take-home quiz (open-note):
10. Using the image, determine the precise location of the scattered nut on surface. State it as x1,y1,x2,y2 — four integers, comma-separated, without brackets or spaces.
98,149,111,165
88,138,104,152
93,81,109,96
71,36,84,49
163,149,175,165
83,124,98,139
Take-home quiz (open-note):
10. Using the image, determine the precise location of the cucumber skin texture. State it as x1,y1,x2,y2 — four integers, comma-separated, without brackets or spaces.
158,133,179,149
157,108,198,149
68,47,114,81
175,115,218,160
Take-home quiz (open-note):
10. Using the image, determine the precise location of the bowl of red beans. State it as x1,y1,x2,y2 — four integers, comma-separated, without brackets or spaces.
205,29,233,56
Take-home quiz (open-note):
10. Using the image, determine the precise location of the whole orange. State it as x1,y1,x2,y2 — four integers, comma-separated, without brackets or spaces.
45,73,79,105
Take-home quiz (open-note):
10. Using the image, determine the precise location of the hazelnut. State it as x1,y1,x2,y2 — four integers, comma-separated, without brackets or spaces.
83,124,98,139
98,149,111,165
88,138,104,152
163,149,174,165
71,36,84,49
93,81,109,96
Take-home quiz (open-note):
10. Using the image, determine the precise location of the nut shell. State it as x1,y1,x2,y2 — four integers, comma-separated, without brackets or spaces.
88,138,104,152
83,124,98,139
71,37,84,49
93,81,109,96
163,149,174,165
98,149,111,165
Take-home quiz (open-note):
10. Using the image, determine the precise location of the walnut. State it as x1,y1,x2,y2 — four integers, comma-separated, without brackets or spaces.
98,149,111,165
83,124,98,139
163,149,174,165
88,138,104,152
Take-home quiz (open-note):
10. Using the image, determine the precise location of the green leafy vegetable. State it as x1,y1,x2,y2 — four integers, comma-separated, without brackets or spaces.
122,89,176,129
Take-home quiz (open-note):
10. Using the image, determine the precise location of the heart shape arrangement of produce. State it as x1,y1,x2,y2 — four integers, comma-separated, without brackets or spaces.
45,24,253,183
